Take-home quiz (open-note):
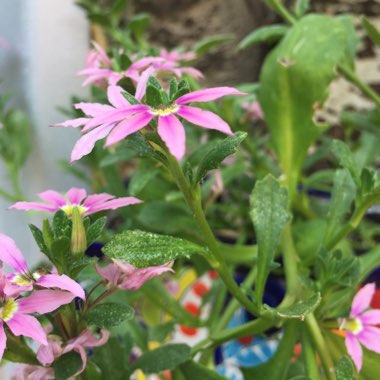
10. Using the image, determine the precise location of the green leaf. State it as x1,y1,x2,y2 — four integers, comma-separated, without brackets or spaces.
122,91,140,105
250,175,289,305
324,169,356,245
362,16,380,46
129,13,150,40
53,352,82,380
330,140,361,188
173,80,191,100
85,302,135,328
50,237,71,272
93,335,133,380
3,334,39,365
132,344,191,374
129,166,159,196
169,78,178,100
265,293,321,320
258,15,356,197
86,217,106,245
123,133,163,161
195,132,247,183
335,356,354,380
238,25,289,50
29,224,48,254
146,85,163,108
52,210,72,239
179,360,228,379
294,0,310,17
194,34,234,56
102,230,204,267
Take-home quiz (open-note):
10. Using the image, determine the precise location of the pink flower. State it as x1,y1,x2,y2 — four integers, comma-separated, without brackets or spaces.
340,283,380,372
12,365,54,380
56,84,245,161
159,48,196,63
37,329,109,375
242,100,263,120
0,269,80,361
0,233,85,299
95,260,173,290
9,187,141,216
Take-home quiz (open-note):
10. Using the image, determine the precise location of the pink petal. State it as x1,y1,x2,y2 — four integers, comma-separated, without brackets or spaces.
82,193,115,208
135,66,156,101
71,123,115,162
0,322,6,361
360,310,380,325
83,104,149,131
95,264,121,286
17,290,75,314
104,112,153,147
37,337,62,366
176,105,233,135
74,102,114,117
86,197,142,214
157,115,186,160
120,265,173,290
129,57,164,71
6,313,47,346
52,117,90,128
92,41,111,65
176,87,246,105
358,326,380,354
8,201,58,212
0,233,29,274
36,274,85,300
345,333,362,372
351,283,376,316
179,67,204,79
38,190,66,207
66,188,87,205
107,86,130,108
82,73,111,87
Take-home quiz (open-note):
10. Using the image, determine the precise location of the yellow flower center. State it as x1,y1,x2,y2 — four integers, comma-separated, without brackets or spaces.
11,274,33,287
341,318,363,335
149,104,179,116
61,204,88,217
0,298,18,321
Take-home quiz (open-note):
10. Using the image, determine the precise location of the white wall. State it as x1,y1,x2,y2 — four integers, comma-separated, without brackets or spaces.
0,1,88,374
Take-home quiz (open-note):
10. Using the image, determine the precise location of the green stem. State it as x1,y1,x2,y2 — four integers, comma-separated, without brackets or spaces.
0,187,19,202
302,324,322,380
265,0,296,24
338,65,380,107
306,314,335,380
281,223,299,296
166,153,260,316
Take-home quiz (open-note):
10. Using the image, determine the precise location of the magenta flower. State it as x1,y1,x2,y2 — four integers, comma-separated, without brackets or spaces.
56,84,244,161
37,329,109,375
95,260,173,290
159,48,196,63
0,233,85,299
0,269,80,361
340,283,380,372
9,187,141,216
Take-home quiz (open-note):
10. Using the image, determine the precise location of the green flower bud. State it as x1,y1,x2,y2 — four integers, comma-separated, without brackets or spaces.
71,206,87,258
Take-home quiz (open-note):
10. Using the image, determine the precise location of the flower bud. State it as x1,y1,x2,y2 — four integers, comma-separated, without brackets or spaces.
71,206,87,258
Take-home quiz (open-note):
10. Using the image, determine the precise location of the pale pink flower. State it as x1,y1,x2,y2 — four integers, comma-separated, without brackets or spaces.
95,260,173,290
159,48,196,63
12,365,54,380
37,329,109,375
340,283,380,372
9,187,141,216
242,100,263,120
56,84,244,161
0,269,79,361
0,233,85,299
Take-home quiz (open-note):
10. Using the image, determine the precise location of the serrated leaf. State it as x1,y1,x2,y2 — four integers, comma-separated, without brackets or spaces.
145,85,163,108
324,169,356,245
132,344,191,374
87,217,106,245
195,132,247,183
53,352,82,380
335,356,354,380
85,302,134,328
239,25,289,50
362,16,380,46
29,224,48,254
250,175,289,305
102,230,204,267
266,293,321,320
123,133,163,161
169,78,178,100
179,360,228,379
194,34,234,56
330,140,361,187
294,0,310,17
258,15,357,196
173,80,191,101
